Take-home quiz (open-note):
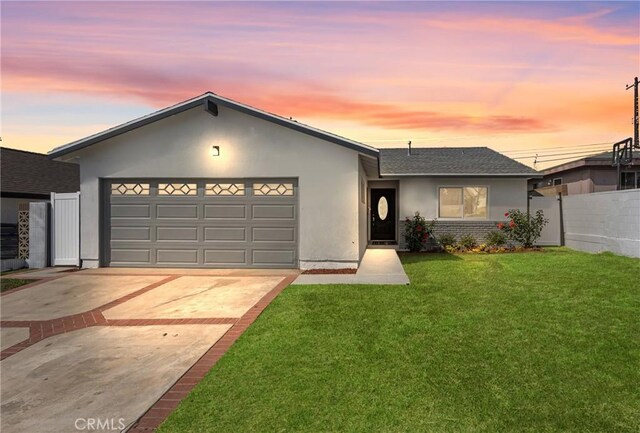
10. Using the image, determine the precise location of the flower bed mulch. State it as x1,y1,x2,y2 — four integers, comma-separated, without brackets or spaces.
302,268,358,274
442,246,544,254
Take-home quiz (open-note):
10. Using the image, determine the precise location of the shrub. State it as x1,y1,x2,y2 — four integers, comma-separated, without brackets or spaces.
458,234,477,250
403,212,435,252
485,230,507,247
437,232,457,248
498,209,548,248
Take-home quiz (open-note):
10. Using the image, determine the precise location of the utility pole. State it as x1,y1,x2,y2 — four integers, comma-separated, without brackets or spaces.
613,77,638,190
626,76,639,149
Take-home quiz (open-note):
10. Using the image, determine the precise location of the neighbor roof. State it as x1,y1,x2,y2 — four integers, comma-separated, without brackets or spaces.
379,147,540,177
1,147,80,197
541,151,639,175
48,92,379,159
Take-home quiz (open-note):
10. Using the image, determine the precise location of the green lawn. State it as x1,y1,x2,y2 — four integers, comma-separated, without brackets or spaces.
0,277,31,293
159,248,640,433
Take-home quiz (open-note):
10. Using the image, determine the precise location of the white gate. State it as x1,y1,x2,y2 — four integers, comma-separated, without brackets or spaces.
51,192,80,266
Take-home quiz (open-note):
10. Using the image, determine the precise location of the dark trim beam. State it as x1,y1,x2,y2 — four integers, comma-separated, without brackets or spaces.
1,192,51,199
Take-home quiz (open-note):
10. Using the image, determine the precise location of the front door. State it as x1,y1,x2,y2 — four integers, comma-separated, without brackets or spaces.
371,188,396,241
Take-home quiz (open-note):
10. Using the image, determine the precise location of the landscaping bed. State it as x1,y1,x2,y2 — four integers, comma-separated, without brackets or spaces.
302,268,357,274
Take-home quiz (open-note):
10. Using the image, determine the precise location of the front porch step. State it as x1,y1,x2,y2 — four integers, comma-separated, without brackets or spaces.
367,242,398,249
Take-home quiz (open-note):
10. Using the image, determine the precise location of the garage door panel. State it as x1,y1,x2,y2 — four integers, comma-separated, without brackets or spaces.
111,204,150,218
204,204,246,219
204,249,247,265
156,249,198,264
107,179,297,268
204,227,246,241
252,250,296,266
111,249,151,264
252,227,295,242
252,204,295,219
157,205,198,219
111,227,151,241
156,227,198,241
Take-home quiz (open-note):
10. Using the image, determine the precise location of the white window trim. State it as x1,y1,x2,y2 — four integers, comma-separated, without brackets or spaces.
438,185,490,220
552,177,562,186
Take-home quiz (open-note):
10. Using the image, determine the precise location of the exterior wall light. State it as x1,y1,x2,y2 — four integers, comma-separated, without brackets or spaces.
211,145,220,157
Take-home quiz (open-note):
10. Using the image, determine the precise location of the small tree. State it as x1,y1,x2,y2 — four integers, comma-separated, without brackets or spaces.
497,209,548,248
403,212,435,252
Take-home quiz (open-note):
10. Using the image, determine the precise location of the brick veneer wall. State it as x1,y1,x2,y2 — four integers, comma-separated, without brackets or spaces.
399,220,501,250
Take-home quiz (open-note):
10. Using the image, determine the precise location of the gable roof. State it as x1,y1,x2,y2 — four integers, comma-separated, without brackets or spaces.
379,147,540,177
48,92,379,159
1,147,79,196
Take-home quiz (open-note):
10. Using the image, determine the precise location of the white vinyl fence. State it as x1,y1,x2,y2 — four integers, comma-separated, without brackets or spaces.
51,192,80,266
562,189,639,258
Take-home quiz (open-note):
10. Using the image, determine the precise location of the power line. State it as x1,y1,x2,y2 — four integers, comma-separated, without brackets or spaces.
499,142,613,154
511,148,611,160
535,152,606,164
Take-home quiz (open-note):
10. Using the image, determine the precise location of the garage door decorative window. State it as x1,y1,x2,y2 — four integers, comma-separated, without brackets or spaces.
158,183,197,195
253,183,294,196
111,183,150,195
205,183,245,196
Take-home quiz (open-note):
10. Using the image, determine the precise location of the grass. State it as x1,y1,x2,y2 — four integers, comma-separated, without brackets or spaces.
158,248,640,433
0,277,31,292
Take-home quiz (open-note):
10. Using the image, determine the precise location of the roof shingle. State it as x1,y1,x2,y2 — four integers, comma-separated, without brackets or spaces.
1,147,79,196
379,147,539,176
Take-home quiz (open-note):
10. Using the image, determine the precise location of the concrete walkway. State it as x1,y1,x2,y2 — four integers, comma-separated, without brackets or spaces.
293,249,409,285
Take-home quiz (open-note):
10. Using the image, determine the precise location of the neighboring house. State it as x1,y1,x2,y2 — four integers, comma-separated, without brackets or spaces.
529,151,640,195
48,92,540,269
1,147,80,224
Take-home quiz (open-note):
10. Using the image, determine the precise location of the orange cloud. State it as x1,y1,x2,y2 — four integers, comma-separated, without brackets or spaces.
250,93,553,133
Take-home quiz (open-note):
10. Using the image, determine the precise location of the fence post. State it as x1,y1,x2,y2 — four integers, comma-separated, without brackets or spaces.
557,192,565,247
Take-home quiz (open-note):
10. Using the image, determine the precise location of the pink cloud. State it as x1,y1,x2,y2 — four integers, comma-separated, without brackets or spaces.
1,1,637,149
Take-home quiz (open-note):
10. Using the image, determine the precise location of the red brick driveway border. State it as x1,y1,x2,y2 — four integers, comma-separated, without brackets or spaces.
0,271,298,432
127,274,297,432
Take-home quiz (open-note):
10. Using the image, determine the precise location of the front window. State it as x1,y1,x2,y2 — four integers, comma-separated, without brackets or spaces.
439,187,487,219
553,178,562,186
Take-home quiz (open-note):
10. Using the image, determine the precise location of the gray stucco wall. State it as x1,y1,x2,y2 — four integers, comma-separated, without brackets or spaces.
64,105,364,269
395,176,528,248
563,189,640,258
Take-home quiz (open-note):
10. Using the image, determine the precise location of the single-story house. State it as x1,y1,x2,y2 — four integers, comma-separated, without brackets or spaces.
1,147,80,224
529,151,640,195
48,92,540,269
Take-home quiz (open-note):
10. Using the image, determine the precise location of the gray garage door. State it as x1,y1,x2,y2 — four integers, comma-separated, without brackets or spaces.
104,179,298,268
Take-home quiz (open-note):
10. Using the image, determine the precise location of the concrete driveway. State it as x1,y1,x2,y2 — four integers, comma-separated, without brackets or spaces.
1,268,298,433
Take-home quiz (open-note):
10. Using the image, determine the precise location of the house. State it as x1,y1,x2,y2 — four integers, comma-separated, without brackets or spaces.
1,147,80,224
529,151,640,195
48,92,540,269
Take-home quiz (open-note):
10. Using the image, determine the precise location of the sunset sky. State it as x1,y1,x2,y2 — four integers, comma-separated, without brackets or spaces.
2,1,638,168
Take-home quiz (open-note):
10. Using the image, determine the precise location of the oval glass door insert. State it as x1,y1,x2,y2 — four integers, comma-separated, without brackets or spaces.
378,196,389,220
